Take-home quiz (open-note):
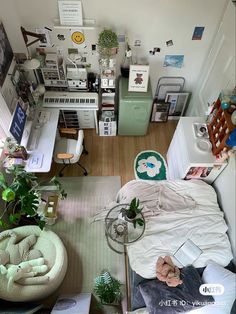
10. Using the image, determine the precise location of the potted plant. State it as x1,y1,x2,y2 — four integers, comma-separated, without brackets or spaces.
0,165,67,230
121,197,144,228
97,28,119,59
94,270,122,305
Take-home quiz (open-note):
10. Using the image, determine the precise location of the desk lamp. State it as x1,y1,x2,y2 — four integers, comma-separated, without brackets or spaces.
20,26,45,70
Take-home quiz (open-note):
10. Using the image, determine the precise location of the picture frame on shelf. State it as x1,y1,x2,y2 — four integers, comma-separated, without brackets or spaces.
151,99,170,123
128,65,149,92
165,92,189,119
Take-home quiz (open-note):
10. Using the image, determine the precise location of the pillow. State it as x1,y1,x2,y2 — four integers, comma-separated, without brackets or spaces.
126,309,149,314
202,262,236,314
139,266,213,314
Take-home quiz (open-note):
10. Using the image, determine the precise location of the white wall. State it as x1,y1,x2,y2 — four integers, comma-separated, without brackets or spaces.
185,0,236,261
186,0,236,117
1,0,228,95
213,155,236,262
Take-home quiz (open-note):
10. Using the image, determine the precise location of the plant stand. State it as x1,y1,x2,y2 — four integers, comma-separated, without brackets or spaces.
105,204,145,253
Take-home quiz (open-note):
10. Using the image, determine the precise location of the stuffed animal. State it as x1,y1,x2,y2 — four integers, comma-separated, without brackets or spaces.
0,257,48,291
0,230,42,265
156,256,183,287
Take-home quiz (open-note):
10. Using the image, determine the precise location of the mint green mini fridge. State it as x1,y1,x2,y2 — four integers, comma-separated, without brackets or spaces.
118,77,153,136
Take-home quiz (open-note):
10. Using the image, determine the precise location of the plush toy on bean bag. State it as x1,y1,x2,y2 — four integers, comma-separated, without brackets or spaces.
0,257,48,291
156,256,183,287
0,230,42,265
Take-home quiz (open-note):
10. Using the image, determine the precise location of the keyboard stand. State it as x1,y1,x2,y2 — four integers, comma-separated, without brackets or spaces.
24,108,59,173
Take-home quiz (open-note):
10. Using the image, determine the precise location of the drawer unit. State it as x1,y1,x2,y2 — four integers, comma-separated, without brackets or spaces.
77,110,95,128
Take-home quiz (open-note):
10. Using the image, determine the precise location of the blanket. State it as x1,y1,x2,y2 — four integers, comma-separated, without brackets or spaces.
117,180,233,278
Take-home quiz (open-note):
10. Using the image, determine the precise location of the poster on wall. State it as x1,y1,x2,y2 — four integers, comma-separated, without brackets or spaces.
192,27,205,40
35,27,53,47
0,22,14,87
163,55,184,68
128,65,149,92
58,0,83,26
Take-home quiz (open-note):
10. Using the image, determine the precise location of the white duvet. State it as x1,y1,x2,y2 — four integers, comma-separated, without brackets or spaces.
116,179,233,279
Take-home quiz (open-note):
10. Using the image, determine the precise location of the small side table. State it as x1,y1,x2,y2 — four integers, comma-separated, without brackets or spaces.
105,204,145,254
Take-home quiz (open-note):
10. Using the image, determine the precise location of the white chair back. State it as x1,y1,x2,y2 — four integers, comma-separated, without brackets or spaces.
75,129,84,157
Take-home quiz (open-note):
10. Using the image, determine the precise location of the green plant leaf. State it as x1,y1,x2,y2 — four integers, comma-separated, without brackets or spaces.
9,213,21,224
35,218,46,230
21,193,39,216
130,197,136,209
0,219,9,229
136,218,144,226
2,188,15,202
0,172,7,189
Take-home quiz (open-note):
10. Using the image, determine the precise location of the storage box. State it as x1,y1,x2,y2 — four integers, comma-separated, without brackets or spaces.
99,117,117,136
51,293,91,314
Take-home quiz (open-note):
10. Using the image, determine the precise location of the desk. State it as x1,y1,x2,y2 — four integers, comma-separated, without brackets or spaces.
25,108,59,173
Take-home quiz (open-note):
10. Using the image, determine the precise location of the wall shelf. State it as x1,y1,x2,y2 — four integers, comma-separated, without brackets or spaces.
53,19,96,30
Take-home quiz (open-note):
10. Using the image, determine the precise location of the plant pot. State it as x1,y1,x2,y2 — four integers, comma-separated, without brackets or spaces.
118,211,136,223
99,47,118,59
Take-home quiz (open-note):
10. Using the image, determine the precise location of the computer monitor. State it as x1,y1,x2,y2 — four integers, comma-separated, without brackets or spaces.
9,101,27,144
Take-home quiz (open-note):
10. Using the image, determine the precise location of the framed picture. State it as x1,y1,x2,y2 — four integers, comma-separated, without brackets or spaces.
0,22,14,87
151,100,170,122
165,92,189,119
128,65,149,92
184,167,213,180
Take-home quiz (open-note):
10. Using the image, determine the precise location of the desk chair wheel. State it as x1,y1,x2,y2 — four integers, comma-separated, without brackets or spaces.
77,162,88,176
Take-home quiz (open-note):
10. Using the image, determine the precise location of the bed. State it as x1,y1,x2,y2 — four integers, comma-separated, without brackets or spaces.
115,179,235,314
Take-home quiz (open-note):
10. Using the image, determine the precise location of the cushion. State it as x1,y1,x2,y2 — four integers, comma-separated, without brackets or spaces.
139,266,213,314
201,262,236,314
126,309,149,314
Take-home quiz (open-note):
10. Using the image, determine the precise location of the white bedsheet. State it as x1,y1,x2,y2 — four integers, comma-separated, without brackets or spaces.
116,179,233,278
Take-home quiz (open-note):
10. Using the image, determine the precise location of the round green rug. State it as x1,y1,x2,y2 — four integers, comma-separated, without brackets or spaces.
134,150,168,180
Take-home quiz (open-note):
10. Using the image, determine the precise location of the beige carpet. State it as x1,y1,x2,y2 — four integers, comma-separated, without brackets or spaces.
46,176,125,313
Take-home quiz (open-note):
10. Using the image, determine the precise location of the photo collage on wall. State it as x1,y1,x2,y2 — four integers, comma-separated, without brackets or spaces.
0,22,13,87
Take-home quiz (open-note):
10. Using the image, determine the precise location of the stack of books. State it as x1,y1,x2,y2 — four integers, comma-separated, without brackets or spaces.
101,89,115,111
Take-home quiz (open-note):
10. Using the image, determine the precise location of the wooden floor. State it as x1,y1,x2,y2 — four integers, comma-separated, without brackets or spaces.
47,121,177,186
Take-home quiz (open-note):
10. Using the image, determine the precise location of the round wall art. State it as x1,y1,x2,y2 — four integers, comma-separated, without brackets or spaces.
71,31,85,45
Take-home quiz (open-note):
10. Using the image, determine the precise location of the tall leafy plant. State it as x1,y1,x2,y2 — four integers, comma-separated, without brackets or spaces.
0,165,66,229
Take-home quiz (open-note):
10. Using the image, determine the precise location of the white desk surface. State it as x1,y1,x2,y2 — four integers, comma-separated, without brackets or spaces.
25,108,59,173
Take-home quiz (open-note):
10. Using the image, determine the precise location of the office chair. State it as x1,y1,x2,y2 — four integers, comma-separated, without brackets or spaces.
53,128,88,177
